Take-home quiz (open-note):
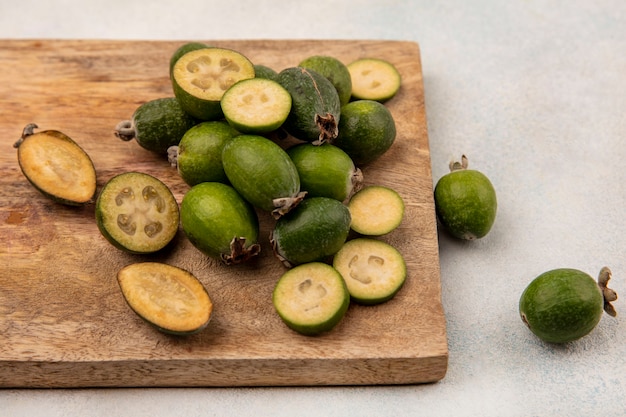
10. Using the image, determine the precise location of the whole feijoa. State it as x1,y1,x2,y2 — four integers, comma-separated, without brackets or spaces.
270,197,351,268
167,120,238,186
519,267,618,344
332,99,396,166
222,134,306,218
180,182,261,265
286,143,362,202
434,155,497,240
298,55,353,106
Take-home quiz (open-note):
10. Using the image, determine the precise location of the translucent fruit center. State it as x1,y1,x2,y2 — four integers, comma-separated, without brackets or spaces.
186,56,241,92
348,254,386,284
115,186,166,238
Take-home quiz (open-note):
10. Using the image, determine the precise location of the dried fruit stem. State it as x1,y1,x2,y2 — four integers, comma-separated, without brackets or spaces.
449,154,469,172
14,123,38,148
598,266,618,317
272,191,307,219
221,237,261,265
115,120,137,141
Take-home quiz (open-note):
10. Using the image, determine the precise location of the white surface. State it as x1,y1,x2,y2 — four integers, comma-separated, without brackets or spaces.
1,0,625,415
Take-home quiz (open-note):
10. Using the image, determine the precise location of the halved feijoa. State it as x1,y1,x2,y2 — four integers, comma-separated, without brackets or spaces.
271,197,351,268
222,134,306,218
117,262,213,336
348,185,404,236
95,172,180,254
221,77,292,134
14,123,97,206
299,55,353,106
115,97,198,155
168,120,238,186
169,42,212,78
272,262,350,336
277,66,341,145
348,58,401,102
333,99,396,166
519,267,618,344
434,155,497,240
172,47,255,120
286,143,362,202
333,238,406,305
180,182,260,265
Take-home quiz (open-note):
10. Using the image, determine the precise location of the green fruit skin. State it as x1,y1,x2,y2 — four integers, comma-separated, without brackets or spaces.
180,182,259,260
172,81,224,121
434,169,497,240
253,64,279,82
176,121,238,186
519,269,604,344
333,100,396,165
277,67,341,143
169,42,212,78
287,143,357,201
132,97,198,154
272,197,352,267
298,55,353,106
222,134,301,212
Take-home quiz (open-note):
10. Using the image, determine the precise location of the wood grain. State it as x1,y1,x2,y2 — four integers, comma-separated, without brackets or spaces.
0,39,447,387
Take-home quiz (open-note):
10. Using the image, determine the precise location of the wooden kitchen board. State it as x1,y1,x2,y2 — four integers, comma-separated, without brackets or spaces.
0,39,447,387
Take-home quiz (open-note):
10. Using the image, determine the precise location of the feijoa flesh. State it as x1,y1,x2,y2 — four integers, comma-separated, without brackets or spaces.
169,42,212,78
272,262,350,336
95,172,180,254
180,182,261,265
519,267,618,344
348,185,405,236
333,238,406,305
115,97,198,155
277,66,341,145
287,143,362,202
14,123,97,206
434,155,497,240
222,134,306,218
171,47,255,120
168,120,238,186
117,262,213,336
271,197,351,268
347,57,401,102
333,99,396,166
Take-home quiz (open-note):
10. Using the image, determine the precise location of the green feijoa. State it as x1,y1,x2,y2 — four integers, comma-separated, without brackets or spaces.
272,262,350,336
222,134,306,218
270,197,351,268
333,99,396,166
299,55,353,106
254,64,279,81
115,97,198,155
168,121,238,186
14,123,97,206
95,172,180,254
180,182,260,265
169,42,212,78
519,267,618,344
434,155,497,240
286,143,362,202
277,66,341,145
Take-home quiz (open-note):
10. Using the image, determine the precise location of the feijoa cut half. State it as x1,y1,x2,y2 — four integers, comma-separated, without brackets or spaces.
115,97,198,155
519,267,618,344
168,120,238,186
277,66,341,145
180,182,261,265
287,143,363,202
169,41,212,78
221,77,292,134
434,155,497,240
333,99,396,166
271,197,351,268
95,172,180,254
172,47,255,120
348,185,404,236
333,238,406,305
117,262,213,336
222,134,306,218
14,124,97,206
347,57,401,102
272,262,350,336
